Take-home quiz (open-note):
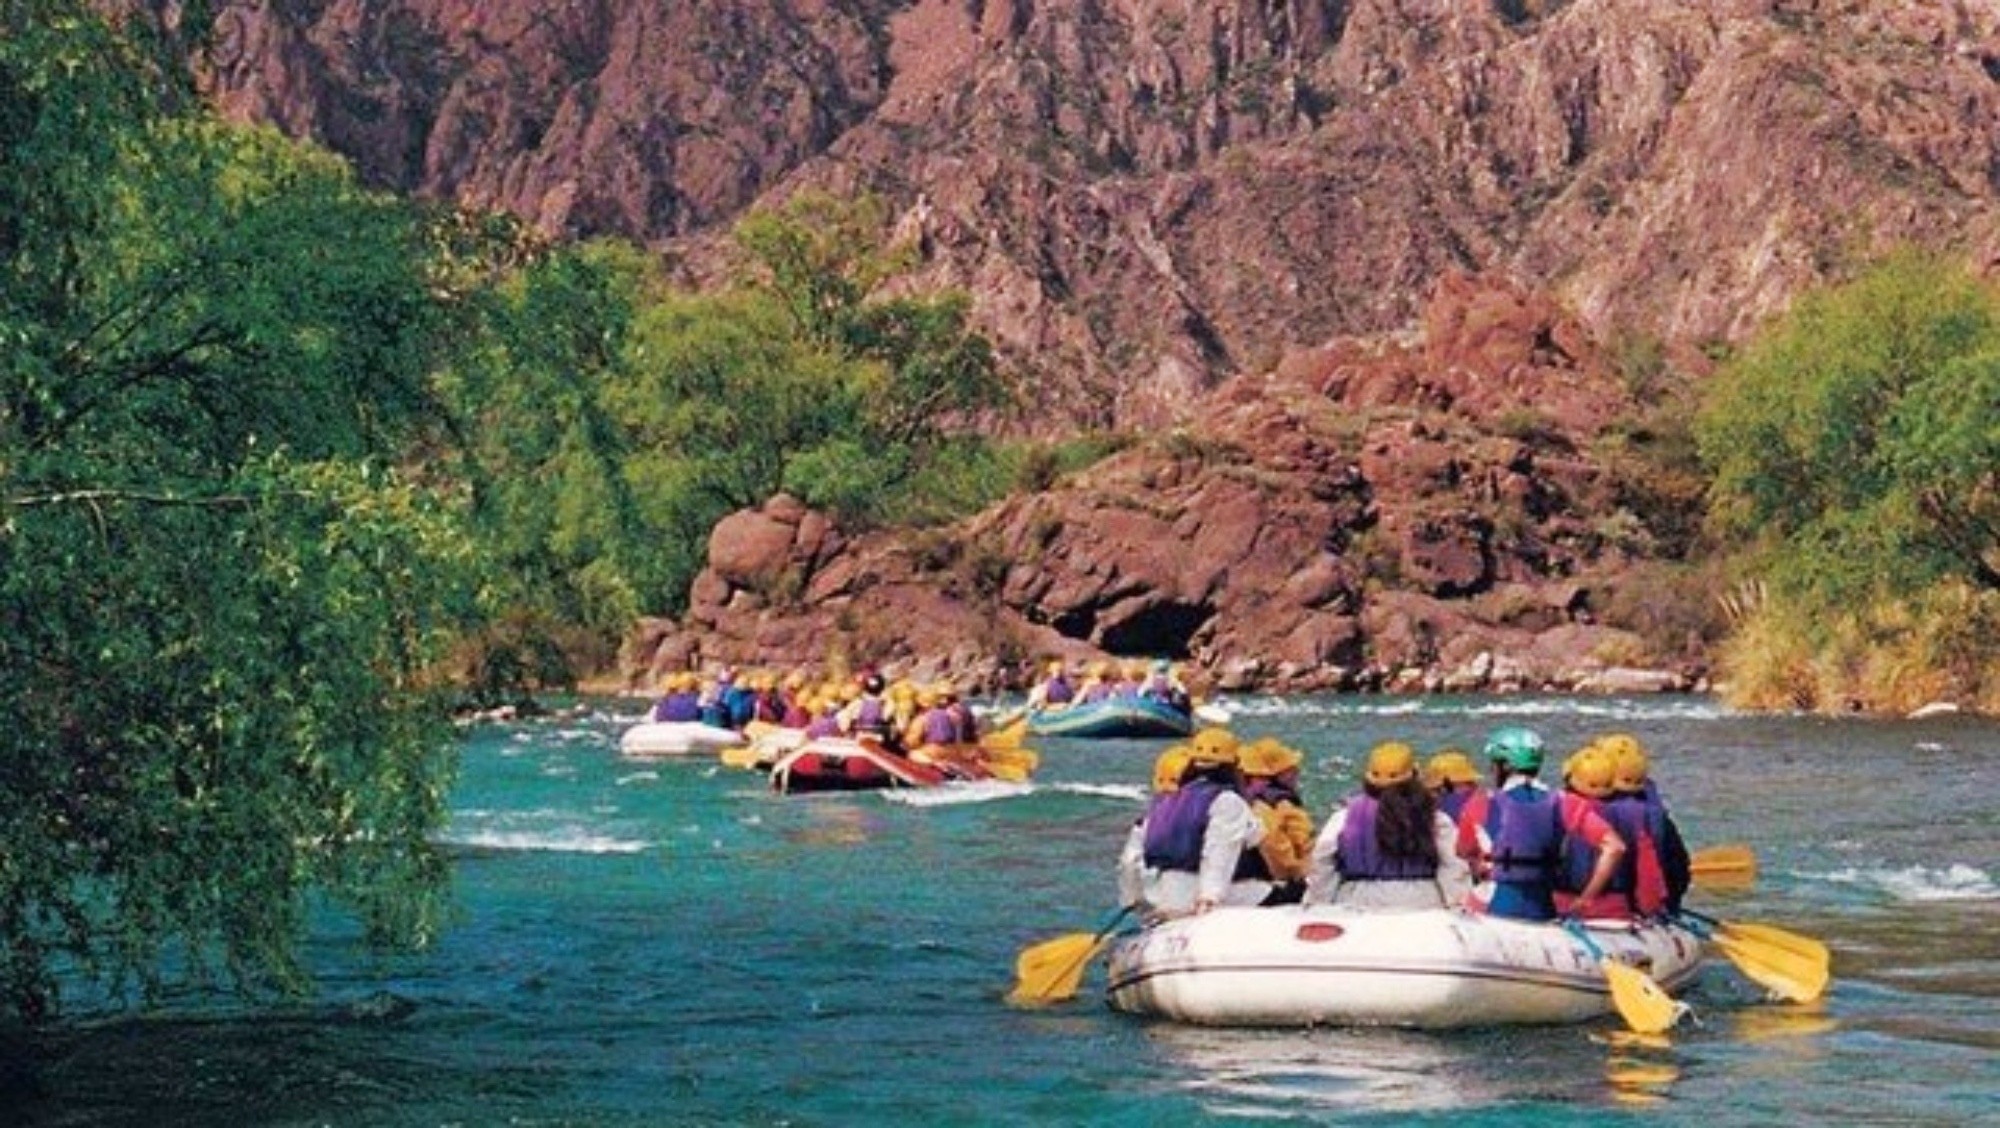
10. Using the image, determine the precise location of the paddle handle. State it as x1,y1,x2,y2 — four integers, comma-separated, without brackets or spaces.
1092,904,1137,942
1674,908,1719,932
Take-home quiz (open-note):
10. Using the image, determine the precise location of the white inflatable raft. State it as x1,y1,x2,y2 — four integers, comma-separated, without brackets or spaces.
617,720,743,758
1105,905,1702,1029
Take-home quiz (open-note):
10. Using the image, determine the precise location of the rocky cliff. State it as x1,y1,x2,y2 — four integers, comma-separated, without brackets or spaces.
196,0,2000,689
204,0,2000,429
632,272,1711,692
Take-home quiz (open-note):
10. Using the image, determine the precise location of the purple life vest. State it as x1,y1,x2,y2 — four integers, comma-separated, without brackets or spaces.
1335,793,1439,880
1585,792,1656,901
1489,786,1563,885
1142,779,1228,872
1043,675,1074,704
852,695,889,735
653,692,701,723
920,708,958,746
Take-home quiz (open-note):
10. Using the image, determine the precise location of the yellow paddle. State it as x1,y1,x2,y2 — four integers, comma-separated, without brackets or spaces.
717,745,763,770
980,748,1039,783
1007,907,1133,1005
981,717,1030,750
1679,909,1830,1002
1563,920,1686,1035
1690,843,1757,889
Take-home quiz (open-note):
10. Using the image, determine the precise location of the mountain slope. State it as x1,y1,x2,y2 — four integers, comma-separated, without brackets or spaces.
203,0,2000,427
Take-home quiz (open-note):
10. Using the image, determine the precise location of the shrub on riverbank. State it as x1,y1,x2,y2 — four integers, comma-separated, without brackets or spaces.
1698,253,2000,713
1717,582,2000,714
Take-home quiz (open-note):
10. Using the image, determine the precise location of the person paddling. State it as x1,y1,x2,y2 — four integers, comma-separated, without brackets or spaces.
1027,659,1075,710
1118,745,1191,913
1124,728,1267,921
1456,726,1626,922
1306,742,1470,910
648,671,702,723
1423,747,1484,825
1598,733,1691,916
1554,746,1641,919
1238,738,1315,905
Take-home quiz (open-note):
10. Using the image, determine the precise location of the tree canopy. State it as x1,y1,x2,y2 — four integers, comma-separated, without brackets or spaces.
1695,253,2000,709
446,191,1012,665
1697,253,2000,602
2,2,479,1019
2,4,1011,1023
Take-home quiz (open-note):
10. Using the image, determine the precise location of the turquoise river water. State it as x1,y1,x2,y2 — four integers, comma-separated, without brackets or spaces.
12,695,1999,1126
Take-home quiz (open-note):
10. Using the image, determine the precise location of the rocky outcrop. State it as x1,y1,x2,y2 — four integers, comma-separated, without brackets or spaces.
632,272,1706,693
204,1,2000,430
190,0,1996,690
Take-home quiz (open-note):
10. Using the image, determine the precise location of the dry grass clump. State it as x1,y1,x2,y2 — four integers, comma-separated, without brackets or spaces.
1716,581,2000,714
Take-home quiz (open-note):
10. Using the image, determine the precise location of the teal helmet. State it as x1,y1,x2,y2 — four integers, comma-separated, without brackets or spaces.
1483,726,1545,773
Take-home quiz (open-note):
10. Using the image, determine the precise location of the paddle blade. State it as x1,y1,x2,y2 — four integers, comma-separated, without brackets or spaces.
983,745,1039,775
1601,958,1685,1035
1007,932,1108,1005
1690,844,1757,889
1565,920,1685,1035
982,718,1030,750
1711,921,1830,1002
717,745,762,769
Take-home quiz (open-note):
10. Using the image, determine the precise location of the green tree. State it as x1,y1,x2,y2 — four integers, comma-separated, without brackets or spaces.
731,191,903,345
432,192,1012,651
439,239,661,688
723,192,1010,520
1696,252,2000,709
1,3,478,1019
1697,253,2000,603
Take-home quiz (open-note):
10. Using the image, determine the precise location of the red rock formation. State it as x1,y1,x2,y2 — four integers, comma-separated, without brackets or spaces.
634,272,1693,693
203,0,2000,430
190,0,2000,689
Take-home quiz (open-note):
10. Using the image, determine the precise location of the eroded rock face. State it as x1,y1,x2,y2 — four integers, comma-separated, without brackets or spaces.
192,0,1995,691
635,273,1701,693
204,1,2000,431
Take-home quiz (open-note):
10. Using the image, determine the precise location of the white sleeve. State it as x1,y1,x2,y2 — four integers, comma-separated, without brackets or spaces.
1303,806,1347,904
1197,792,1259,903
1433,811,1472,907
1117,820,1146,908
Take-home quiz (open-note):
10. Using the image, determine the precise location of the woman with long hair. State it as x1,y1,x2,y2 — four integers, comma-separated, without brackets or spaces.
1305,742,1471,910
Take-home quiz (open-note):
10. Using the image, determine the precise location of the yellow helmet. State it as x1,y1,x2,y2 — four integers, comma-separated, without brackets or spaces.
1423,749,1480,788
1238,737,1301,778
1594,731,1641,758
1151,746,1192,793
1609,742,1650,792
1565,747,1617,800
1188,727,1240,766
1364,742,1418,788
